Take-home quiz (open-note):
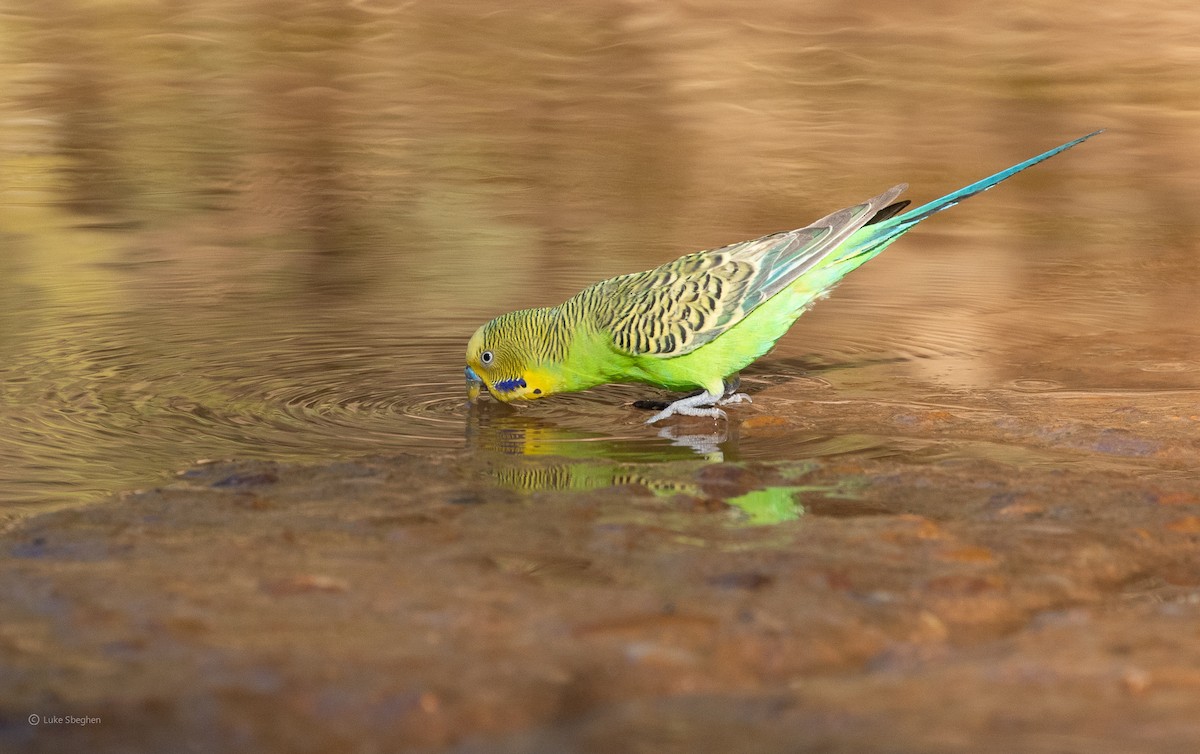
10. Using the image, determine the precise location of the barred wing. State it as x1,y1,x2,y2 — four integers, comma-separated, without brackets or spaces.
590,184,906,357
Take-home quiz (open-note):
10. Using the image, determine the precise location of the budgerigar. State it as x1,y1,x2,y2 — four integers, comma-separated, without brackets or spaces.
465,131,1101,423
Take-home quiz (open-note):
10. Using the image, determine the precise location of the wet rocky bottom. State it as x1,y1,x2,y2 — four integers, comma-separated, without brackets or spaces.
4,386,1200,753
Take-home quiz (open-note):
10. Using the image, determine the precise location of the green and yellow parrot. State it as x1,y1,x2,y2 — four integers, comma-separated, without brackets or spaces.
466,131,1101,423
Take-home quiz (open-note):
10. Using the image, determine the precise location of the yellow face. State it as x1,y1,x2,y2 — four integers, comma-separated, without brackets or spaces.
464,324,547,403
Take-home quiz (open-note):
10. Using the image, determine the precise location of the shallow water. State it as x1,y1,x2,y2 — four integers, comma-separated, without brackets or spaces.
8,4,1200,753
2,0,1200,516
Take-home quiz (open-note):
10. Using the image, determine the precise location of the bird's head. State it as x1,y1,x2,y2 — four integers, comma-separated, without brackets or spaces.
464,313,554,404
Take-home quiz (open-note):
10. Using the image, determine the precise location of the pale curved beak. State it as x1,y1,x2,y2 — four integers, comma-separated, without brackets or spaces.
465,366,484,402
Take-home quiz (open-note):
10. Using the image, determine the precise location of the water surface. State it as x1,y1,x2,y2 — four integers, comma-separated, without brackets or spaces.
2,0,1199,515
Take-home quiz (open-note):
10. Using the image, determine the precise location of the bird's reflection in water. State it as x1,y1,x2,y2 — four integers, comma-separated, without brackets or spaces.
655,423,727,460
464,400,712,461
464,401,852,525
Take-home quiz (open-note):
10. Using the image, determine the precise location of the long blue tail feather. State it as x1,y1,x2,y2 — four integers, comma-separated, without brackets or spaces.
845,130,1103,261
891,130,1103,227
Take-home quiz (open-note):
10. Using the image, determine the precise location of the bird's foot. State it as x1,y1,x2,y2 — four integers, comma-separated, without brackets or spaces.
645,390,726,424
643,376,753,424
646,405,726,424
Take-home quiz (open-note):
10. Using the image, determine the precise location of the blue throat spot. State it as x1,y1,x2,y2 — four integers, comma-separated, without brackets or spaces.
494,377,527,393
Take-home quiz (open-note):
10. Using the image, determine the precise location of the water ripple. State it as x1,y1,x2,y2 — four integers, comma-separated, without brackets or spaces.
0,327,476,508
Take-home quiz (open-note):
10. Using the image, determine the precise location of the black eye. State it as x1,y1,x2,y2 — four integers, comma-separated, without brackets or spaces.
481,350,494,365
